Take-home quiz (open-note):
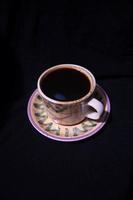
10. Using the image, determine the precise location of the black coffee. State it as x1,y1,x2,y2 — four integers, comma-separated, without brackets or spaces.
40,68,90,101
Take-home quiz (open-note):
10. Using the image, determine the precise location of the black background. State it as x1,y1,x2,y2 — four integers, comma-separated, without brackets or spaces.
0,1,133,199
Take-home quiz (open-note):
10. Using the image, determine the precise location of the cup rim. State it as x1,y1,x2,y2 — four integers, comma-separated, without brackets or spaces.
37,64,96,105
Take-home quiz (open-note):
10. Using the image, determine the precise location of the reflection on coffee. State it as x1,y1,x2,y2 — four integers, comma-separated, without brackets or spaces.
40,68,90,101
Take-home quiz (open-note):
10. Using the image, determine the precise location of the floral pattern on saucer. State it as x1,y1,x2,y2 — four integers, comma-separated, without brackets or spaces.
27,85,110,142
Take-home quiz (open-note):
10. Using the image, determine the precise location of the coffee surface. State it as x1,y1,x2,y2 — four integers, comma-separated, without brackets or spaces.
40,68,90,101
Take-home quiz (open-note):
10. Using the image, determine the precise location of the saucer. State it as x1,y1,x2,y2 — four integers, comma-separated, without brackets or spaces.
27,85,110,142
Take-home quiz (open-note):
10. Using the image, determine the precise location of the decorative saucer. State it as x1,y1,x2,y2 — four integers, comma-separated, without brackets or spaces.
27,85,110,142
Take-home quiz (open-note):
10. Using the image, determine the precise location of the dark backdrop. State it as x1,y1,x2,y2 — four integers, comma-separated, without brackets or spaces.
0,1,133,200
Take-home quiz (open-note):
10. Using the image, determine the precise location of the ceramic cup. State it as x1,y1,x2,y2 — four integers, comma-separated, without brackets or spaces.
37,64,104,125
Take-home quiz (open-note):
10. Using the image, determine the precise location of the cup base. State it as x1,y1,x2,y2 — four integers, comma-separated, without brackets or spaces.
53,117,86,126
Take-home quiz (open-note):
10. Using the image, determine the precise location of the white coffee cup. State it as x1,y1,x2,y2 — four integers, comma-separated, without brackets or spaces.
37,64,104,125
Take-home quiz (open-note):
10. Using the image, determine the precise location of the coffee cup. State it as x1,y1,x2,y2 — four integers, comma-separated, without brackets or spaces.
37,64,104,125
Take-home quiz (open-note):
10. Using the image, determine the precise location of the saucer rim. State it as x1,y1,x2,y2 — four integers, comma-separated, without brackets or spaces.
27,85,111,142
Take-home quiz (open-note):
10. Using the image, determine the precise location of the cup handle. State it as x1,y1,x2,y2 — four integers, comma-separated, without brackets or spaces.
86,98,104,120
